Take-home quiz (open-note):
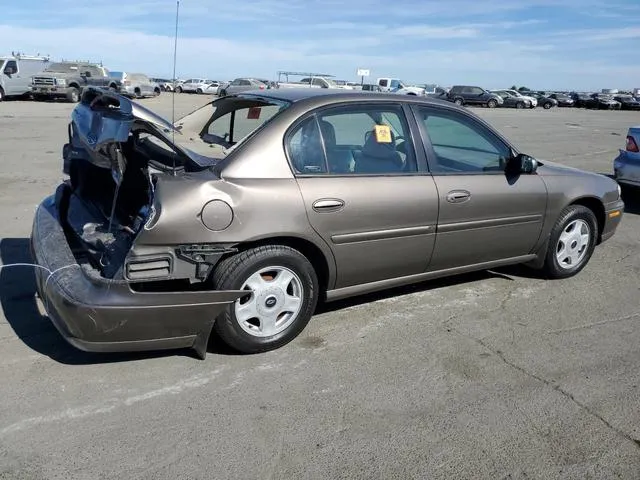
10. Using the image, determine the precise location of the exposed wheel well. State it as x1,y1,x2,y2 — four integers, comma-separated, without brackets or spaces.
109,83,118,89
570,196,605,242
229,237,331,295
68,83,80,90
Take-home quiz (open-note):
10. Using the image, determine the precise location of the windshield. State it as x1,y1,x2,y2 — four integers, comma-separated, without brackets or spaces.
172,96,292,159
45,63,78,73
323,78,337,87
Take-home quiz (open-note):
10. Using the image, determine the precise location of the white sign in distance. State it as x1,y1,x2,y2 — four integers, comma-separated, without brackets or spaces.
356,68,370,77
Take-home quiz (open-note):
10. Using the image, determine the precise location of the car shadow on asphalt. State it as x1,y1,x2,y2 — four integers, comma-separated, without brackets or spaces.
0,237,541,364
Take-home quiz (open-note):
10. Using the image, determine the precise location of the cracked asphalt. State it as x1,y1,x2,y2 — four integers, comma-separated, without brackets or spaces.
1,95,639,479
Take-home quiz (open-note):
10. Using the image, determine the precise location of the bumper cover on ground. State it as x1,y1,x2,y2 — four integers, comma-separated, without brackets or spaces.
30,196,245,358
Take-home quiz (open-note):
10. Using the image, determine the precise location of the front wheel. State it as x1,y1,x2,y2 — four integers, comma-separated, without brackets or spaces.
176,86,183,93
543,102,552,109
541,205,598,279
66,87,80,103
213,245,319,353
219,89,227,97
196,88,203,94
516,102,525,109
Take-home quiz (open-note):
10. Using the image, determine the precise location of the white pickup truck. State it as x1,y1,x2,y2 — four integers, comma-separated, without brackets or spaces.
376,77,426,96
275,72,352,90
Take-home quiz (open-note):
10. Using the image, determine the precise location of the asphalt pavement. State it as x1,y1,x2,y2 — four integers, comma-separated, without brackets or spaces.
1,94,639,479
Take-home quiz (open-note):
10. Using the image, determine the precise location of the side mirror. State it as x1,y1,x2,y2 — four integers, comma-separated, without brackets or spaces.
508,153,538,174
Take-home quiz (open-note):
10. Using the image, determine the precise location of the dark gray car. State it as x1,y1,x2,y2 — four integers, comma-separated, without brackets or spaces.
29,87,624,358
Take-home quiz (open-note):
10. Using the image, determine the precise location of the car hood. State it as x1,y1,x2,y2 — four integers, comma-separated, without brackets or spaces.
536,159,599,178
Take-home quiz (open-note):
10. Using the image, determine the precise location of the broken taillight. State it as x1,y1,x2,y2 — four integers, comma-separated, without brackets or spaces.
626,135,639,152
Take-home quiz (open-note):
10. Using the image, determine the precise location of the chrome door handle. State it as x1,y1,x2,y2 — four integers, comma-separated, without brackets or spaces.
312,198,345,212
446,190,471,203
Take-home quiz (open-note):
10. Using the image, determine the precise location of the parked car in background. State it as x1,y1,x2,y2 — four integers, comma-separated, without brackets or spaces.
501,89,537,108
547,93,575,107
533,93,558,110
361,83,382,92
613,125,640,189
29,87,624,358
201,81,221,95
585,93,621,110
447,85,504,108
570,92,593,108
614,95,640,110
277,75,352,90
151,78,174,91
31,62,111,102
108,72,161,98
219,78,267,96
376,77,404,92
394,84,429,96
176,79,215,94
491,90,533,109
0,53,50,100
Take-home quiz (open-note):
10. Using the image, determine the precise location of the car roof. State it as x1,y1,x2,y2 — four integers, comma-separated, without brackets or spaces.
238,88,456,106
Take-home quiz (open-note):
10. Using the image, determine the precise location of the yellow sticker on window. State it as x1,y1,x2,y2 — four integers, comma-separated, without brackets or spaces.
374,124,392,143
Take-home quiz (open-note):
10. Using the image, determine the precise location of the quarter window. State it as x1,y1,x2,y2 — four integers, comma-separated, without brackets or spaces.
287,105,417,175
416,107,511,173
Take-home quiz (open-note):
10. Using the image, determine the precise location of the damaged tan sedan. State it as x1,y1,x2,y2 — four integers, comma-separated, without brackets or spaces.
30,87,624,358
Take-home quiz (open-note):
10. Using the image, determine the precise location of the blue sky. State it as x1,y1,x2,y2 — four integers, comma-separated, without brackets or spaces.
1,0,640,90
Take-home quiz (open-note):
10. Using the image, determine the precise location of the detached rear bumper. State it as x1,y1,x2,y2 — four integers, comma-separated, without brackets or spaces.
30,195,244,359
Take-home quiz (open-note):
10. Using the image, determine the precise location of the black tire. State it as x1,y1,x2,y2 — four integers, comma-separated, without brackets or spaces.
66,87,80,103
212,245,319,353
0,87,5,102
487,99,498,108
516,102,525,109
176,86,183,93
454,97,464,106
543,102,552,109
219,89,227,97
196,88,203,94
154,87,161,96
541,205,598,279
134,88,141,98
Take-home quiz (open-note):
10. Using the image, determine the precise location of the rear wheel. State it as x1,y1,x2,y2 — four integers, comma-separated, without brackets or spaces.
543,102,552,109
176,86,183,93
219,89,227,97
541,205,598,279
453,97,464,106
213,245,319,353
487,99,498,108
196,88,203,94
0,87,4,102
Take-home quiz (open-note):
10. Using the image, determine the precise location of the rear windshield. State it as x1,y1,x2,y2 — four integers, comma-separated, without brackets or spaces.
172,96,292,159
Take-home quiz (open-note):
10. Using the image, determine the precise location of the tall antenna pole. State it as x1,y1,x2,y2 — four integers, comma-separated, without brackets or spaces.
171,0,180,173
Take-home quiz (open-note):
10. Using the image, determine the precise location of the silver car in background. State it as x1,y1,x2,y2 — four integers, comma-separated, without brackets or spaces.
109,72,161,98
614,126,640,188
218,78,267,97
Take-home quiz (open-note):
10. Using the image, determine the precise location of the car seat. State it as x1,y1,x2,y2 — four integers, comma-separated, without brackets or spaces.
353,128,404,174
